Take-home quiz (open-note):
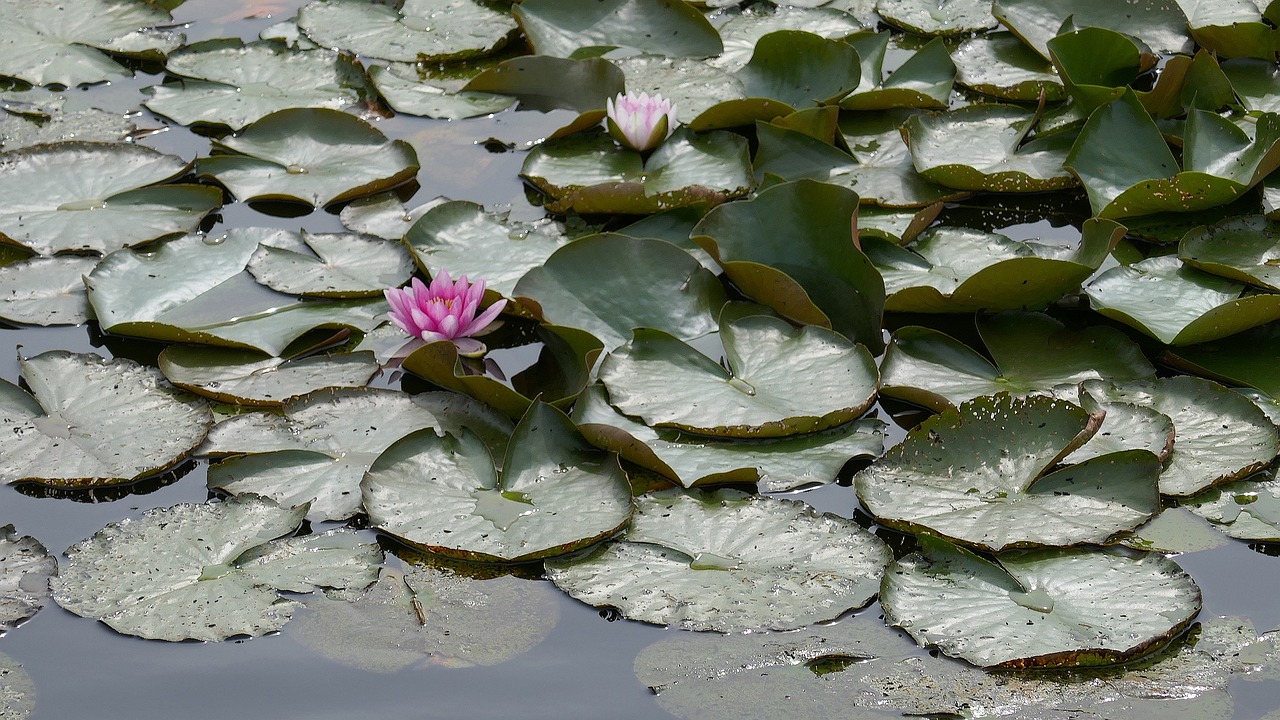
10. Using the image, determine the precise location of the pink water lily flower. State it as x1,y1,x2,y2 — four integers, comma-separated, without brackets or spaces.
605,91,677,153
384,271,506,356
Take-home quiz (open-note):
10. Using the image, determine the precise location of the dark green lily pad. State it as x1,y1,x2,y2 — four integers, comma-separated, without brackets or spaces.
712,6,865,72
515,0,722,58
0,142,221,255
599,314,879,439
296,0,518,62
204,387,513,521
614,205,719,269
158,347,379,407
875,0,997,36
1222,58,1280,114
1179,215,1280,291
1083,255,1280,345
992,0,1192,59
881,538,1202,668
0,255,96,326
952,32,1065,102
1180,0,1279,60
197,108,419,207
1182,470,1280,541
51,494,382,641
369,63,514,120
0,351,211,487
0,525,55,633
247,230,414,298
0,653,34,720
546,488,891,632
1046,26,1151,114
841,35,955,111
1163,324,1280,399
462,56,623,116
362,402,632,563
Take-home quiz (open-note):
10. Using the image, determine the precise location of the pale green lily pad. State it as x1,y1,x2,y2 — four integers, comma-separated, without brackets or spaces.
0,106,133,151
520,128,752,215
1062,386,1176,465
545,488,891,632
614,206,718,270
573,383,884,492
513,233,727,351
841,34,955,111
369,63,514,120
1178,0,1279,60
712,6,865,72
1084,376,1280,497
0,525,55,632
405,201,571,299
143,39,371,130
1083,255,1280,345
0,653,34,720
0,0,182,86
0,255,96,326
292,566,559,671
297,0,518,62
613,55,742,125
204,387,513,521
875,0,997,35
1179,215,1280,291
197,108,419,207
362,402,632,563
0,141,221,255
158,347,379,406
247,231,414,298
1119,507,1232,554
339,193,444,240
51,494,382,642
515,0,722,59
952,32,1065,102
601,314,879,439
992,0,1193,59
880,312,1155,411
858,204,941,244
905,105,1077,192
1182,470,1280,541
881,538,1202,668
0,350,211,487
857,394,1162,550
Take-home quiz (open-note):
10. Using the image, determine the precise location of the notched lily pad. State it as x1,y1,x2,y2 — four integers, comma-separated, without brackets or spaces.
158,346,379,406
952,32,1065,102
0,255,96,326
0,525,55,633
297,0,518,62
369,62,515,121
1182,470,1280,541
841,34,955,111
247,230,414,298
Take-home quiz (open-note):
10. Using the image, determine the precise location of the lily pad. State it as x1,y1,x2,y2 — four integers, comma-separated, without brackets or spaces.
1119,507,1231,554
362,402,632,563
158,347,379,406
545,488,892,632
0,653,34,720
1179,215,1280,291
197,108,419,207
0,350,211,487
1046,26,1152,114
992,0,1193,59
1182,470,1280,541
0,141,221,255
339,193,444,240
0,255,96,326
204,387,513,521
369,63,515,121
462,55,623,116
881,538,1202,668
296,0,518,62
599,314,879,439
1177,0,1280,60
0,105,133,151
712,6,865,73
952,32,1065,102
1062,385,1177,465
875,0,998,36
1163,323,1280,399
0,525,55,633
841,34,955,111
1222,58,1280,114
247,230,414,298
613,55,742,126
50,494,382,641
514,0,722,59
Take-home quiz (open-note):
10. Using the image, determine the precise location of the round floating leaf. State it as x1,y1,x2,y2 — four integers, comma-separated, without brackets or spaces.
369,63,514,121
881,538,1202,668
0,351,211,487
143,39,371,130
1222,58,1280,114
875,0,998,36
992,0,1192,59
158,346,379,406
0,105,134,152
1179,215,1280,291
841,35,955,111
1179,0,1278,60
292,566,559,672
514,0,722,59
574,383,884,492
197,108,419,207
1083,255,1280,346
735,30,861,109
1183,471,1280,541
247,230,414,298
205,387,513,521
0,525,55,632
952,32,1065,102
51,495,382,642
297,0,518,62
1164,324,1280,399
340,193,443,240
713,6,865,72
600,315,879,439
363,402,632,563
0,255,96,326
546,488,891,632
1063,387,1176,465
462,55,623,115
614,55,742,126
1119,507,1231,554
1084,376,1280,496
0,142,221,255
0,653,34,720
1046,26,1150,114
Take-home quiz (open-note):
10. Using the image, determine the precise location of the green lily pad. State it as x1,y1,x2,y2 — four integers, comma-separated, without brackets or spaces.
362,402,632,563
292,566,559,671
0,255,96,326
857,203,942,244
1163,324,1280,399
1083,255,1280,345
992,0,1192,59
545,488,891,632
1046,26,1151,114
1222,58,1280,114
513,233,727,350
875,0,998,36
197,108,419,207
514,0,722,58
1179,215,1280,291
841,34,955,111
879,312,1155,411
368,63,514,120
573,383,883,492
143,39,372,130
0,350,211,487
614,205,719,269
339,193,443,241
712,6,866,72
881,538,1202,668
0,0,182,86
0,525,55,632
462,56,623,116
599,314,879,439
613,55,742,126
51,494,382,641
1062,385,1177,465
0,104,133,151
952,32,1065,102
1119,507,1231,554
0,141,221,255
0,653,34,720
1182,470,1280,541
296,0,518,62
692,179,885,350
158,347,379,406
1179,0,1280,60
520,127,752,215
1083,376,1280,496
246,230,414,298
204,387,513,521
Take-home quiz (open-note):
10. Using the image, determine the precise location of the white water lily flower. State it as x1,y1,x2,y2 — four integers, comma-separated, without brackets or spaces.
605,91,677,152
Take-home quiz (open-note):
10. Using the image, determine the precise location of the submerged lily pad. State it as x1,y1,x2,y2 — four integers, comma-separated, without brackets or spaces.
297,0,518,62
0,351,211,487
51,494,382,641
881,538,1202,668
158,347,379,406
514,0,722,59
0,526,55,633
545,488,891,632
0,255,96,326
1179,215,1280,291
246,230,414,298
362,402,632,563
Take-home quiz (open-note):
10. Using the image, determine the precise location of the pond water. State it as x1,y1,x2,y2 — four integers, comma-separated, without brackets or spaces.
6,1,1280,719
